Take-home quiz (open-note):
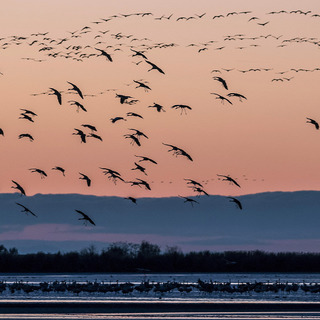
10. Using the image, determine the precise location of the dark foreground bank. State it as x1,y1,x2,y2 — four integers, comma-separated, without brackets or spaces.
1,302,320,314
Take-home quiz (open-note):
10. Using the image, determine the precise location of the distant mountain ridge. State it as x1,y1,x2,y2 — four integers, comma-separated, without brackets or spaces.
0,191,320,253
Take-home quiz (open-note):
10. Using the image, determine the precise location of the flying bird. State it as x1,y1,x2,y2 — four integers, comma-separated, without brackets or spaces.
49,88,62,105
148,103,165,112
228,197,243,210
73,129,86,143
67,82,84,99
95,48,113,61
125,196,137,204
18,133,34,141
163,143,193,161
217,174,241,187
171,104,192,115
110,116,126,123
52,166,65,176
126,112,143,119
116,94,132,104
211,93,233,105
213,77,228,90
145,60,165,74
179,196,199,206
11,180,26,196
16,203,37,217
124,134,141,146
135,155,157,164
79,173,91,186
306,117,319,130
227,93,247,101
75,209,95,226
29,168,47,179
68,100,87,112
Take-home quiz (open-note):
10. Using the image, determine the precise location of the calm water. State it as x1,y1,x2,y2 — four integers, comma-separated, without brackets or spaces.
0,273,320,319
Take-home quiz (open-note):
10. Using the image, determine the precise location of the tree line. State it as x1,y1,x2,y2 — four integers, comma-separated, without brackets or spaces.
0,241,320,272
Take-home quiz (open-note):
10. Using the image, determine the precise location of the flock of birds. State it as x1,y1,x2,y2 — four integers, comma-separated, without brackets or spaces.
1,7,319,227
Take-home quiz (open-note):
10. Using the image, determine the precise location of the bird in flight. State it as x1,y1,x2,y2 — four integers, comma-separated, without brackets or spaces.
135,155,157,164
79,173,91,186
127,112,143,119
125,196,137,204
81,124,97,132
184,179,203,188
29,168,47,179
171,104,192,115
227,93,247,102
95,48,112,61
228,197,243,210
68,101,87,112
110,116,127,123
148,103,165,112
179,196,199,206
73,129,86,143
116,94,132,104
217,174,241,187
67,82,84,99
133,80,151,91
163,143,193,161
49,88,62,105
11,180,26,196
124,134,141,146
213,77,228,90
132,162,147,175
18,133,34,141
16,203,37,217
75,209,95,226
145,60,165,74
306,117,319,130
211,93,233,105
52,166,66,176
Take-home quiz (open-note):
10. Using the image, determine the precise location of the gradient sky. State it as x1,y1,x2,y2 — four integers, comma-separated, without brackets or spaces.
1,0,320,199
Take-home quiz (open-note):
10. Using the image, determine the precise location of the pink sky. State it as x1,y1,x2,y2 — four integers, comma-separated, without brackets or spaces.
1,0,320,198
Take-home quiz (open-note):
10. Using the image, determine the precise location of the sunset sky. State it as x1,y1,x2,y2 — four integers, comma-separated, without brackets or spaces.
1,0,320,199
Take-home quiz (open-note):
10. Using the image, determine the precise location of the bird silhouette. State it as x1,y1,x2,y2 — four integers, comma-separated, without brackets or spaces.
52,166,65,176
228,197,243,210
131,49,148,59
125,196,137,204
211,93,233,105
19,113,34,122
148,103,165,112
133,80,151,91
110,116,127,123
81,124,97,132
16,203,37,217
217,174,241,187
163,143,193,161
88,133,103,141
49,88,62,105
227,93,247,101
213,77,228,90
67,81,84,99
129,128,148,140
116,94,132,104
135,155,157,164
29,168,47,179
20,109,38,117
145,60,165,74
73,129,86,143
171,104,192,115
132,162,147,175
100,167,124,184
0,128,4,136
306,118,319,130
179,196,199,206
11,180,26,196
184,179,203,188
68,100,87,112
124,134,141,146
79,173,91,186
95,48,113,61
127,112,143,119
75,209,95,226
18,133,34,141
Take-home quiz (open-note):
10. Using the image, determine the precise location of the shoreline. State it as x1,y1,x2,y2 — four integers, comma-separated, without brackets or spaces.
1,301,320,314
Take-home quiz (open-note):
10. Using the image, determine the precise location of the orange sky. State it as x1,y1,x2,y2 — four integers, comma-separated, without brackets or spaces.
1,0,320,198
